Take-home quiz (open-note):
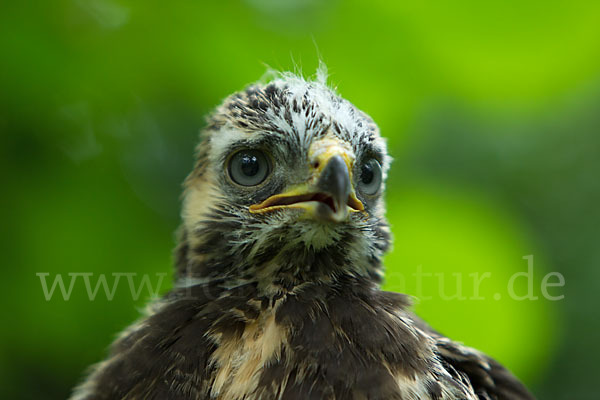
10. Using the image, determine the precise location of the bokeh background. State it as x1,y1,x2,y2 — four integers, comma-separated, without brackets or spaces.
2,0,599,398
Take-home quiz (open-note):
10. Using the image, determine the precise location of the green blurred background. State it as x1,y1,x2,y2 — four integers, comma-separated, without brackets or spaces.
2,0,599,398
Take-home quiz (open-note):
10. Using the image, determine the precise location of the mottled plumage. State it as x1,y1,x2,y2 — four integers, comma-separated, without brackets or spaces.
71,70,535,400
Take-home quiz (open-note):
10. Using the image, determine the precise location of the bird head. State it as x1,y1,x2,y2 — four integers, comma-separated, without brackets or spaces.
176,71,391,293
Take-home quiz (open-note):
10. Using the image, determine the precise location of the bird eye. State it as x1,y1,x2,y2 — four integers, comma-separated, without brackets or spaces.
228,149,270,186
358,158,382,195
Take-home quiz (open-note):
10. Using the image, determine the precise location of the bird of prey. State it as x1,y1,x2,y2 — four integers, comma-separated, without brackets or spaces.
70,70,535,400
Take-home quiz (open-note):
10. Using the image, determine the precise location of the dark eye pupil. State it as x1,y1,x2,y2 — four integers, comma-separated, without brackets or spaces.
240,154,259,176
361,164,374,184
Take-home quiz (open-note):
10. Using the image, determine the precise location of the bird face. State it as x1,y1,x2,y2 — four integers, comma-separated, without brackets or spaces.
178,73,391,287
247,136,366,223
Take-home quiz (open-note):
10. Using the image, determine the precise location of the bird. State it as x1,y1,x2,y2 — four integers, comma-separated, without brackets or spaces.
70,68,536,400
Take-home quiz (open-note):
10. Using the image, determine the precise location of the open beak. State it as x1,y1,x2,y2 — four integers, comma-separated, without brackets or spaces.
249,154,364,222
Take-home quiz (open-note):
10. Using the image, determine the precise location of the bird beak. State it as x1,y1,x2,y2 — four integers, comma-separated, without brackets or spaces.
249,148,364,222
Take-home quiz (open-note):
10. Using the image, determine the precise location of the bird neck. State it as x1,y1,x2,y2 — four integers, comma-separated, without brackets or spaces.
173,222,387,297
